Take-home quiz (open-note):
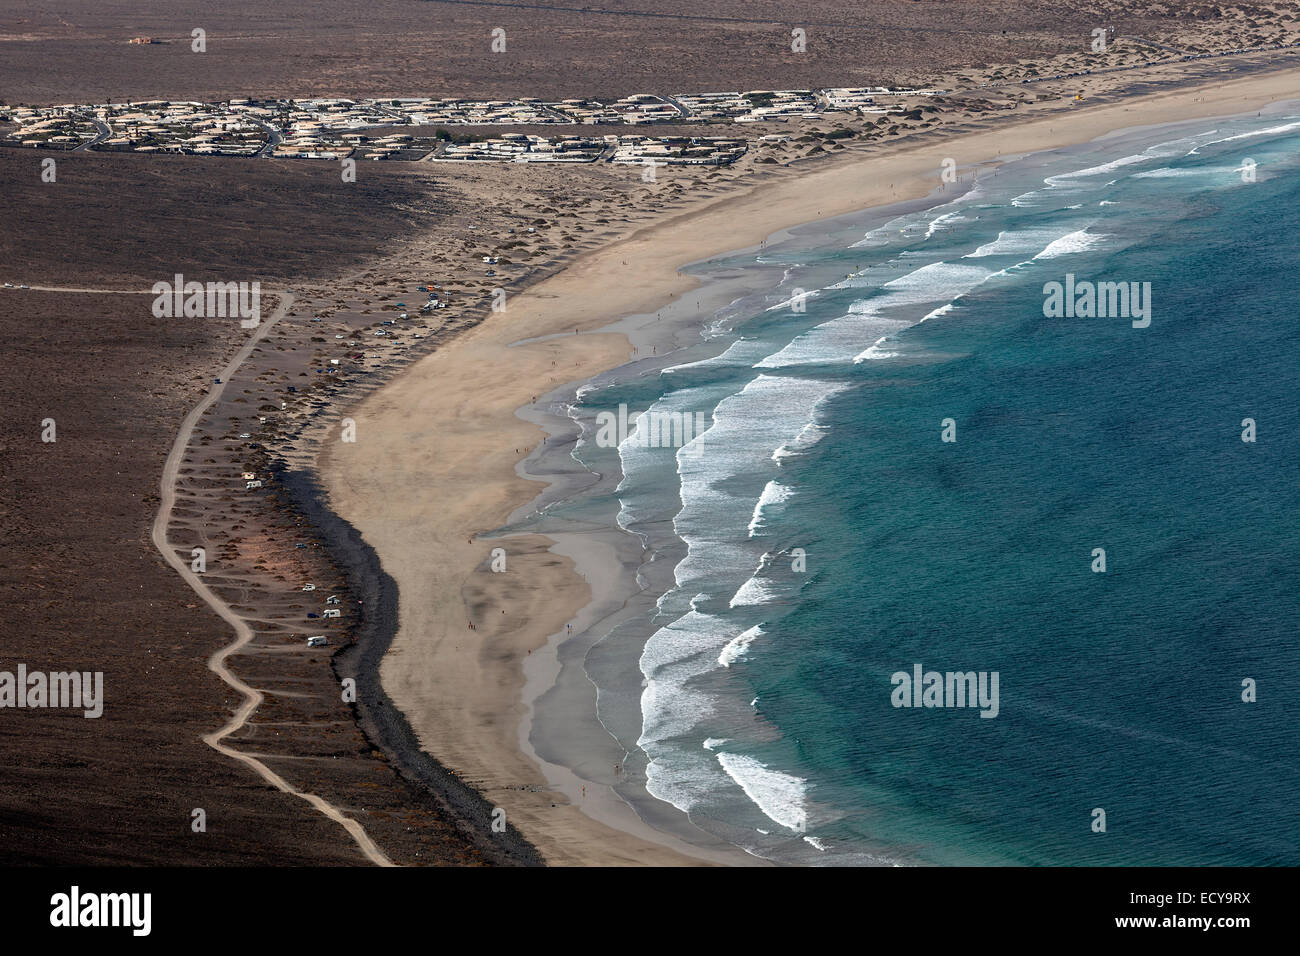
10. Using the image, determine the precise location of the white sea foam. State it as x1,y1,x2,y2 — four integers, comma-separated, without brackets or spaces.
761,261,998,369
772,422,828,462
662,336,780,375
718,624,764,667
1186,119,1300,155
639,613,791,825
1043,151,1154,186
753,307,909,368
628,119,1300,859
639,609,739,678
765,288,822,312
920,302,957,322
924,211,964,239
671,374,846,590
850,211,916,249
965,226,1080,258
1132,166,1239,179
729,576,781,608
855,343,900,361
1032,229,1109,260
747,480,793,537
854,329,905,361
631,375,844,799
644,749,729,816
716,752,808,833
640,671,721,745
833,261,1003,362
879,260,991,296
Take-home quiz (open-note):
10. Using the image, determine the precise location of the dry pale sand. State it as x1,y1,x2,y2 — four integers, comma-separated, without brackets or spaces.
321,68,1300,866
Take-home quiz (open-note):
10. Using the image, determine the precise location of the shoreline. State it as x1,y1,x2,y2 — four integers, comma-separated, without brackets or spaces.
273,465,545,866
503,191,963,864
320,66,1300,865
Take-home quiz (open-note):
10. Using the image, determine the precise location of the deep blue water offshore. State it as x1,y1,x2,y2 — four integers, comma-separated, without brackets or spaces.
554,106,1300,865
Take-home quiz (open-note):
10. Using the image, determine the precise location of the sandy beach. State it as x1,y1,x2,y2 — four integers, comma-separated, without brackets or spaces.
320,66,1300,865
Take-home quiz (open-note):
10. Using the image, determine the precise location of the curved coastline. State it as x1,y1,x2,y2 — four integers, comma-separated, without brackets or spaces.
318,67,1300,865
274,465,545,866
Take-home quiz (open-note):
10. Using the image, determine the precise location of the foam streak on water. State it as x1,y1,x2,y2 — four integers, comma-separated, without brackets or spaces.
562,104,1300,865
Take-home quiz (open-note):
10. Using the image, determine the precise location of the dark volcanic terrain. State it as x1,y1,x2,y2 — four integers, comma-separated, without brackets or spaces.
0,291,362,865
0,151,518,864
2,0,1287,104
2,0,1297,867
0,147,443,287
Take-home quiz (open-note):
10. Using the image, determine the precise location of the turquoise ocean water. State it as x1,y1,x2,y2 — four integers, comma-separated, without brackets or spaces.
541,106,1300,865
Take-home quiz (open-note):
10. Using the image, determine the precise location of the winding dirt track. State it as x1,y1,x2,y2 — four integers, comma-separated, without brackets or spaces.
148,292,395,867
4,286,154,294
